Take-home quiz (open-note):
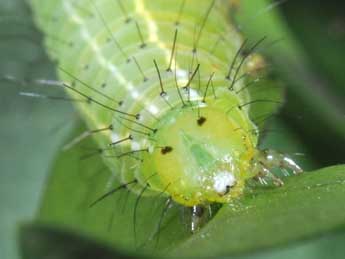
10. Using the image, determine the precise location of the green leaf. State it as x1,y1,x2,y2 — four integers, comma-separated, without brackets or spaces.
36,125,345,257
0,1,75,259
20,224,138,259
174,164,345,257
280,1,345,99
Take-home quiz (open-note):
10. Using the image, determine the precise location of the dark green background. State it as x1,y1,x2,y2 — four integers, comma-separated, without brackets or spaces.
1,0,344,258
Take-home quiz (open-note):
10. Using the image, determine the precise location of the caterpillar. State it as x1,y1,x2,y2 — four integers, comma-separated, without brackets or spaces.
25,0,302,247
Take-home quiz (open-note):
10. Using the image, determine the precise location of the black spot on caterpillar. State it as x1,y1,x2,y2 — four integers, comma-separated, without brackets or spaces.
6,0,305,252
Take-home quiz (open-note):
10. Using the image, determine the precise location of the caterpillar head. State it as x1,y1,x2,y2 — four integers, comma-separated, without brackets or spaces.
142,89,257,206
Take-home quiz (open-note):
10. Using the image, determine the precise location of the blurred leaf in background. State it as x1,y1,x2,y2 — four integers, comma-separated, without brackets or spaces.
0,0,344,258
0,1,74,258
279,0,345,164
236,0,345,166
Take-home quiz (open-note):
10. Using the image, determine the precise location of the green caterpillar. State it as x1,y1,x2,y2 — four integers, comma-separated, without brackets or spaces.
29,0,302,232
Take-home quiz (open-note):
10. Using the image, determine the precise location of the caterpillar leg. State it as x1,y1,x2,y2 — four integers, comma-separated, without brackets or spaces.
251,149,303,186
191,205,205,233
188,205,211,233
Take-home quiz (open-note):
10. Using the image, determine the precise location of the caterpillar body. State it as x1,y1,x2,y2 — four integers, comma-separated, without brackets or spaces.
29,0,302,233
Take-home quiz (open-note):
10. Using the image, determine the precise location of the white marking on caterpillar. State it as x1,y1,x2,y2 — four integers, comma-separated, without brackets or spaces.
135,0,171,63
131,141,141,151
148,104,159,115
213,171,236,194
188,88,202,101
130,89,140,99
176,69,189,85
111,133,120,143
